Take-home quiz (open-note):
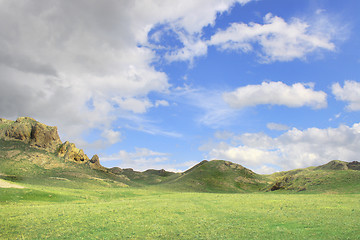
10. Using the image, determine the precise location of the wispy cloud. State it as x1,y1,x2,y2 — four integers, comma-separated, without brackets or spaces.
171,85,241,128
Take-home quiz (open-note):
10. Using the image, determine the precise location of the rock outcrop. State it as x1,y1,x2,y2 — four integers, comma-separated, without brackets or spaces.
0,117,103,170
1,117,61,152
56,141,102,169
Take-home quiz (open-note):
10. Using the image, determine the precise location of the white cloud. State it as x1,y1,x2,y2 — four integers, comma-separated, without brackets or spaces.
267,122,290,131
102,147,169,163
223,81,327,109
101,129,122,145
210,13,336,62
113,97,153,114
101,147,201,171
165,35,208,64
155,100,170,107
100,147,172,171
332,80,360,111
203,123,360,173
0,0,256,145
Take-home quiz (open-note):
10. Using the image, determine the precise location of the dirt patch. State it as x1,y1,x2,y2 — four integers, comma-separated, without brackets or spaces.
0,179,25,188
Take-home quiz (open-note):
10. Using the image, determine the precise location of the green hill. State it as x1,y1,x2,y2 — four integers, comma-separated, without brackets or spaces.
268,160,360,193
158,160,269,192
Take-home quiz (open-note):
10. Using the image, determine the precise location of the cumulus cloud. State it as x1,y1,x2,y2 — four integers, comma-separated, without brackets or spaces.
0,0,255,146
210,13,336,62
332,80,360,111
203,123,360,173
158,11,340,64
223,81,327,109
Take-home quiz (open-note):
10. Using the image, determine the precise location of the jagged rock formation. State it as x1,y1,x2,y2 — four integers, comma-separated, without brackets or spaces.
57,141,89,162
0,117,102,169
56,141,102,169
0,117,62,152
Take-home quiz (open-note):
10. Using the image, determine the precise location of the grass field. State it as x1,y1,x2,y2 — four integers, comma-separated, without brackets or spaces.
1,183,359,239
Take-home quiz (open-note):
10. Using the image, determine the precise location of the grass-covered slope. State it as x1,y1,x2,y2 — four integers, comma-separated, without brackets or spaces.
159,160,269,192
0,139,130,189
268,160,360,193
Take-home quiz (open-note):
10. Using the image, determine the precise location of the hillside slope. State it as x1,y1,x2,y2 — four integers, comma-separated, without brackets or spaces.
268,160,360,193
158,160,269,192
0,117,130,188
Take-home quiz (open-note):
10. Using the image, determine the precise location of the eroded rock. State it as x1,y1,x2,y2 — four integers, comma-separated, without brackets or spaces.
1,117,104,170
2,117,62,152
57,141,90,162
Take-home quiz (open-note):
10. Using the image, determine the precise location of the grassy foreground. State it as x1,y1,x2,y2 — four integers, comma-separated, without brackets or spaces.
1,185,359,239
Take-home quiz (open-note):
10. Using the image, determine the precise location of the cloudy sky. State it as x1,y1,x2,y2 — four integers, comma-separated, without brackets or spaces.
1,0,360,173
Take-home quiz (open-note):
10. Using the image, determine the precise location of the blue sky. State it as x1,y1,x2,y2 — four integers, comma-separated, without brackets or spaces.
1,0,360,173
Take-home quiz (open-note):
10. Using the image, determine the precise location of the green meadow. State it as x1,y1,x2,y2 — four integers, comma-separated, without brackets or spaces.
1,183,359,239
1,126,360,239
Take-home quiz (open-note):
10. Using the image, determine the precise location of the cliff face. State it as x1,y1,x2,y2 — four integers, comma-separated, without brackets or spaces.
0,117,61,152
0,117,102,169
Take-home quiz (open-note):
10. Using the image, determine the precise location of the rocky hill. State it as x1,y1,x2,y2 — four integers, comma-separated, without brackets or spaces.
0,117,102,169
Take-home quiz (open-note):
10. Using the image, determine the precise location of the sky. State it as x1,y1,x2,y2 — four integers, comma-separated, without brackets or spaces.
1,0,360,173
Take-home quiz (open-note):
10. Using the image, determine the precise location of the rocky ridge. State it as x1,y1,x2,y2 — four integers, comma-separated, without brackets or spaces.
0,117,102,169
